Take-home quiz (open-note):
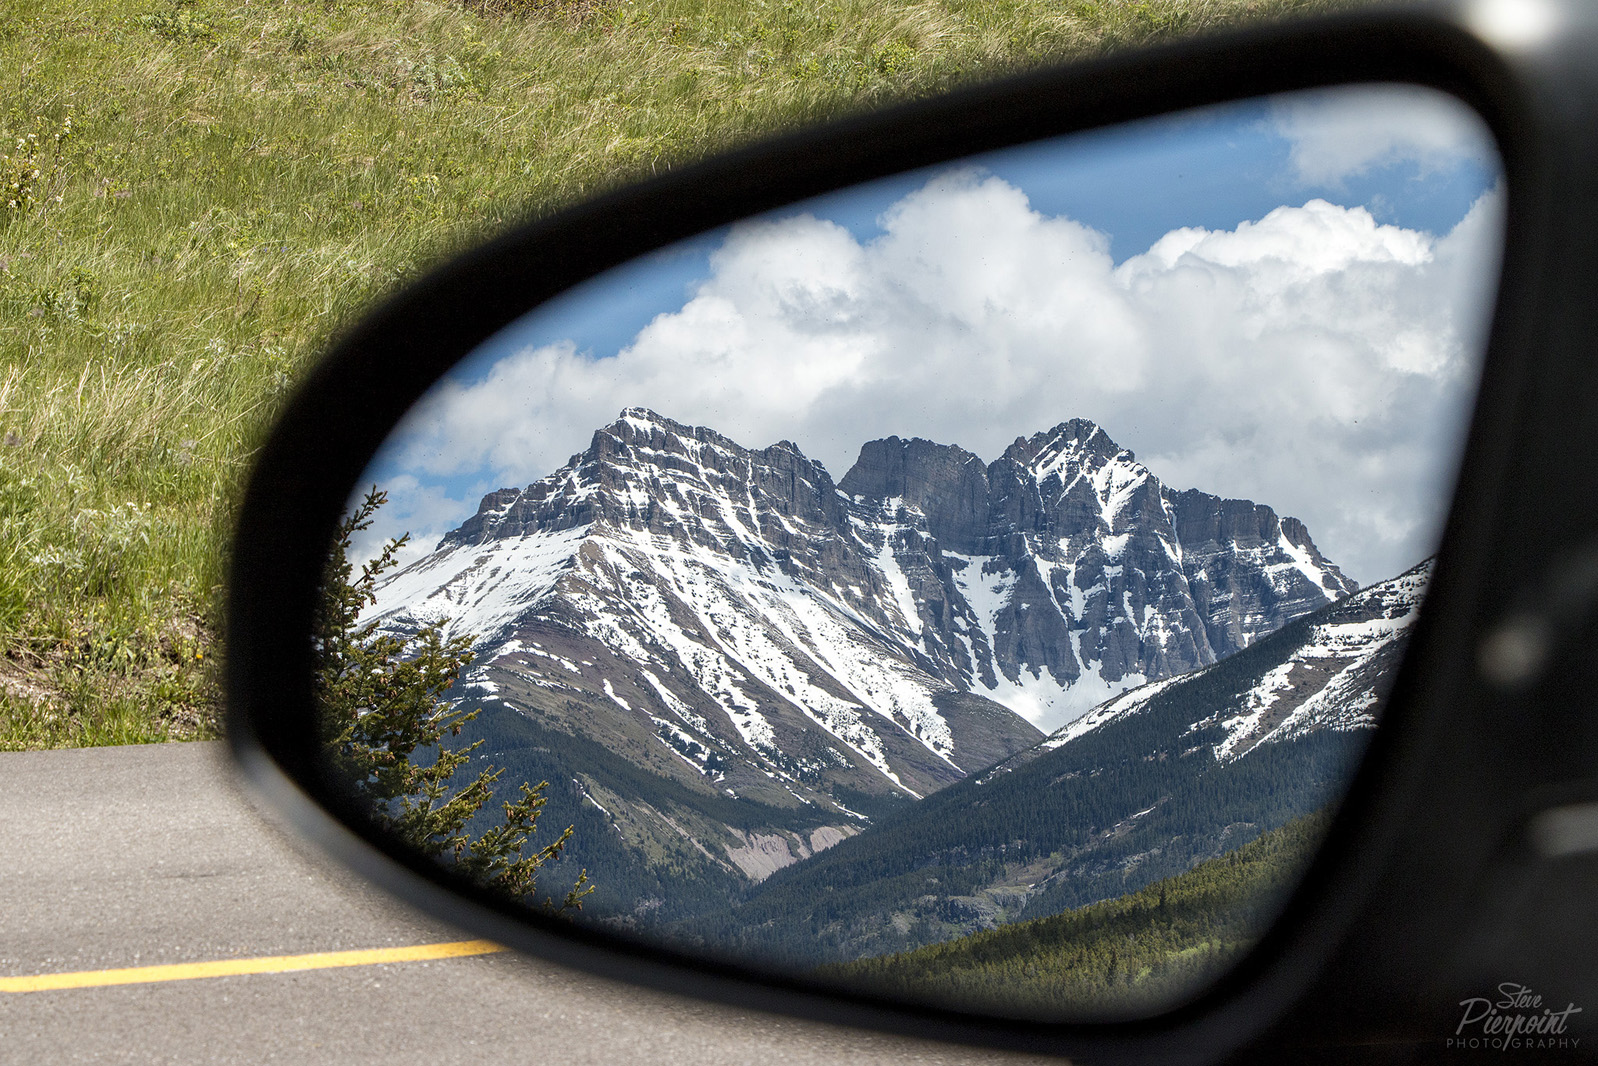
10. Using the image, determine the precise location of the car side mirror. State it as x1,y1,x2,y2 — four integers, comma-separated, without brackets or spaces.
227,2,1598,1060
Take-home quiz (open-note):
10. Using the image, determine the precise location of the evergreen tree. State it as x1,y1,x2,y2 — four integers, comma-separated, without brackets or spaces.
313,487,590,912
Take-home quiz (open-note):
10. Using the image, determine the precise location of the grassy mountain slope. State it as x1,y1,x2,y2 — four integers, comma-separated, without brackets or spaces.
1,0,1354,748
456,700,853,926
814,809,1327,1021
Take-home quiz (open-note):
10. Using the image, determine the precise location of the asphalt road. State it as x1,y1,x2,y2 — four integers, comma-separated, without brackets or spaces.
0,741,1064,1065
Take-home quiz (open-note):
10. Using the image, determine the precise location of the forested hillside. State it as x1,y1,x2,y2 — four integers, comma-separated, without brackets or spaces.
815,811,1328,1021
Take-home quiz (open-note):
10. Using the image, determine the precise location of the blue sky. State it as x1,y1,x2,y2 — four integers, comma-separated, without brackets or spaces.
360,84,1503,585
447,91,1496,376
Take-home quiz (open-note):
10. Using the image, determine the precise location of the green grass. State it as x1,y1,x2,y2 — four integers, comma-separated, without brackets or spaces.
0,0,1354,748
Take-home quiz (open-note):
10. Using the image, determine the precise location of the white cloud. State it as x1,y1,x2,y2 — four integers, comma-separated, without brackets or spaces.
1113,190,1503,581
1271,84,1496,186
379,170,1504,585
347,474,483,571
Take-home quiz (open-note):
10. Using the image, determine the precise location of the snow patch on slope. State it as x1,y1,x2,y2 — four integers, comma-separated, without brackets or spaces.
364,524,592,643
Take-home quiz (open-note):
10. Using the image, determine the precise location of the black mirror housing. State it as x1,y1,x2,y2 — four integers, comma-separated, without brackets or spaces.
226,2,1598,1060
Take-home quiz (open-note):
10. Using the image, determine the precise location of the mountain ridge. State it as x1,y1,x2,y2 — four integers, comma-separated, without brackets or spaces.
365,407,1358,892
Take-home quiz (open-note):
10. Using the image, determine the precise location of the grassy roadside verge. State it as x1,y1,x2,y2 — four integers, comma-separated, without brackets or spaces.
0,0,1350,749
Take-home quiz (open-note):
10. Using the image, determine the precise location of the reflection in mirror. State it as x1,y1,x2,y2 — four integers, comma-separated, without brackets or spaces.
317,84,1502,1020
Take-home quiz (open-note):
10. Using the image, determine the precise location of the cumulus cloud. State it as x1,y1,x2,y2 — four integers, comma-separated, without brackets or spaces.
1271,84,1497,186
1115,189,1503,581
379,169,1503,584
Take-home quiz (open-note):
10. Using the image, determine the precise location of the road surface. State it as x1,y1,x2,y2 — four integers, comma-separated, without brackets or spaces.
0,741,1063,1065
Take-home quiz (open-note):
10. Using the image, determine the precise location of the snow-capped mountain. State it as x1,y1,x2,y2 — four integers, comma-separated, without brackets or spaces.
367,408,1354,835
1014,557,1430,772
836,420,1357,726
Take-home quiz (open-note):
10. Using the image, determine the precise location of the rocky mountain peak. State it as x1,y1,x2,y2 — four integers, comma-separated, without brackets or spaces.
598,406,734,457
442,408,846,550
838,436,990,554
1004,418,1125,472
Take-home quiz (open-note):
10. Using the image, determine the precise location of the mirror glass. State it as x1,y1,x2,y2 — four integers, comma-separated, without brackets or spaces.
316,84,1502,1020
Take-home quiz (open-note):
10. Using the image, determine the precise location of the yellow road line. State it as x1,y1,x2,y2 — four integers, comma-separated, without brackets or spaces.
0,939,506,993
